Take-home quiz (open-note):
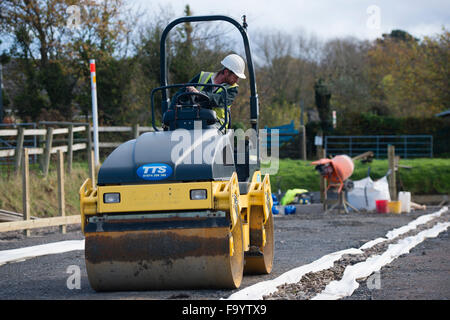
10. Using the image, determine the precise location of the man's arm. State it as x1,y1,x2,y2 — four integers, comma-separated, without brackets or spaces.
200,87,238,108
185,73,201,93
185,72,238,107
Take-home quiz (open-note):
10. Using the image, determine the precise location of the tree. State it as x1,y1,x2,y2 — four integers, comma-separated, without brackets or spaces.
169,5,195,84
0,0,137,123
0,0,75,120
319,37,371,115
66,0,137,124
381,29,419,43
314,78,332,133
250,30,315,128
368,28,449,117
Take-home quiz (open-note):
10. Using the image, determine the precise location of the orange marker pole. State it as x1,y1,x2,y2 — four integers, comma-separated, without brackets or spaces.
90,59,100,167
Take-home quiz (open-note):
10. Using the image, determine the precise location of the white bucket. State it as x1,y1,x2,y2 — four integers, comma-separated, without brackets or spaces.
398,192,411,213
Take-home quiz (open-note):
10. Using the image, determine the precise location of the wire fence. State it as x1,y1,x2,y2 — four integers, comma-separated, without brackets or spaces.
324,135,433,159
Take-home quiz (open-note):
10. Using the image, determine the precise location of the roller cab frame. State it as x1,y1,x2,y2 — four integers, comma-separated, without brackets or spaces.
79,15,274,292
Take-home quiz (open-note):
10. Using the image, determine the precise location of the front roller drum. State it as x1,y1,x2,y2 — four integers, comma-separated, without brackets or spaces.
244,206,274,274
84,213,244,291
244,175,274,275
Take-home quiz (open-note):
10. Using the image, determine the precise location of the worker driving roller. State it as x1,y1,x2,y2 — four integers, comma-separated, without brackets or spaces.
182,53,246,128
80,15,274,292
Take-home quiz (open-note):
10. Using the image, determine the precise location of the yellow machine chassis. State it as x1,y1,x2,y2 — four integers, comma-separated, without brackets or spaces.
79,170,273,290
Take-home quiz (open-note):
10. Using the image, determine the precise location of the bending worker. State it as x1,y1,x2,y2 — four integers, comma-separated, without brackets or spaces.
185,53,246,127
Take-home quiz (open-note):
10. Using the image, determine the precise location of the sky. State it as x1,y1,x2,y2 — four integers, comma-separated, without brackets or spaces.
134,0,450,41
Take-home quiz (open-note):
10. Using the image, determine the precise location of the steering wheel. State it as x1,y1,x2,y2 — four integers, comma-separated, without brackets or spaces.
175,91,212,108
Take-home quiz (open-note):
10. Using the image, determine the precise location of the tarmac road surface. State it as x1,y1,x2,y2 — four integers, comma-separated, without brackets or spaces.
0,205,448,300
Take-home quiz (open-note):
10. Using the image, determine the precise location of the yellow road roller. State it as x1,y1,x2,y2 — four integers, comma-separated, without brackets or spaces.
79,15,274,291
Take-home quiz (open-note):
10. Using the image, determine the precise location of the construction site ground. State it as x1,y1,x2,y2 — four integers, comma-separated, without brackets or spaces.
0,204,448,300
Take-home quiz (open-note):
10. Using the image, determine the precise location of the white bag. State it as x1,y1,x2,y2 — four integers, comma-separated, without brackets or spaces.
347,176,391,211
347,177,372,210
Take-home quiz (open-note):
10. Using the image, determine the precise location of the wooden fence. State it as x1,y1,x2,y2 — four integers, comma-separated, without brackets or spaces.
0,123,156,235
96,124,156,148
0,123,88,175
0,149,81,235
0,123,157,173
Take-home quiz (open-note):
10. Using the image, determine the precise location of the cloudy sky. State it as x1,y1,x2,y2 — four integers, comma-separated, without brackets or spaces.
135,0,450,40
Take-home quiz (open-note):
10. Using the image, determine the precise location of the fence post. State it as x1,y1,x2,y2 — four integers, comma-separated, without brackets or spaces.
301,125,306,161
57,150,66,234
349,137,353,157
430,136,433,158
404,136,407,159
388,145,397,201
42,127,54,177
316,130,323,159
22,148,30,237
89,149,95,186
86,123,95,183
86,123,92,158
67,124,73,174
14,127,25,174
319,148,327,209
132,124,139,140
37,123,43,168
376,136,379,158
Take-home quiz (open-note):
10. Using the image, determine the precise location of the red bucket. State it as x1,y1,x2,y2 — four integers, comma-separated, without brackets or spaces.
376,200,389,213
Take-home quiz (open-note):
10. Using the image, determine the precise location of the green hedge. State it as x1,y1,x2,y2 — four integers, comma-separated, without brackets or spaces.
268,158,450,194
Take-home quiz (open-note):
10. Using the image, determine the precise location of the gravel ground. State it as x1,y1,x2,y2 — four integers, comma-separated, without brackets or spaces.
345,231,450,300
263,209,449,300
0,205,447,300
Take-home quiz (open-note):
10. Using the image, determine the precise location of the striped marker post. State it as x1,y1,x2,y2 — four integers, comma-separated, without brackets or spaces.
90,59,100,167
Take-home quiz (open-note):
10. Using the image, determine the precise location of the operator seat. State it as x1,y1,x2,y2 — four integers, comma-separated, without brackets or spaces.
163,107,218,130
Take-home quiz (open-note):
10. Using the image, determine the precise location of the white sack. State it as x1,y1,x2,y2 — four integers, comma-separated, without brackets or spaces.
347,176,391,211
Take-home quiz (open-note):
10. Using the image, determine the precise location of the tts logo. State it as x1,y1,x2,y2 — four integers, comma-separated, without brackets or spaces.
143,166,167,174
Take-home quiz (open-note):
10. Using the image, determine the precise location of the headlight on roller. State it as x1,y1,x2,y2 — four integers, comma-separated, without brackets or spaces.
190,189,207,200
104,193,120,203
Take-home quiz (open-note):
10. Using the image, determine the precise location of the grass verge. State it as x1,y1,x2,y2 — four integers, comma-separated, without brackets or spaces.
268,158,450,194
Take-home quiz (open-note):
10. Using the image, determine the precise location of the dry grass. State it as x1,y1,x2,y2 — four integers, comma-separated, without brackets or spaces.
0,162,89,218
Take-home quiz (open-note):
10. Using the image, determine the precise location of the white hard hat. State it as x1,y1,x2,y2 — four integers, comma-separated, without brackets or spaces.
221,54,246,79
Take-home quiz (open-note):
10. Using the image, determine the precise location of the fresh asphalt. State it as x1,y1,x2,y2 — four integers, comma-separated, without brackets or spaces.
0,205,448,300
